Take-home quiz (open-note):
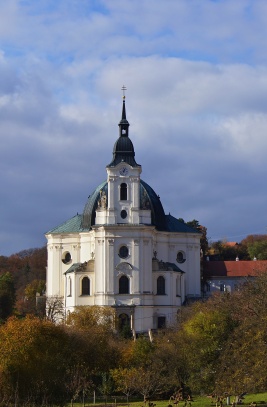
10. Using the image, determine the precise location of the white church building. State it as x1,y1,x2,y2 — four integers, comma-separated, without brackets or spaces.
46,96,201,335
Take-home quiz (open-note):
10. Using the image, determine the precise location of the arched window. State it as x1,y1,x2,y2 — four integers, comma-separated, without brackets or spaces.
120,183,127,200
81,276,90,295
157,276,165,295
119,275,129,294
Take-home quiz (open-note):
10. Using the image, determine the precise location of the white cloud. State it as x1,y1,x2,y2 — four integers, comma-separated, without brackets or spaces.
1,0,267,254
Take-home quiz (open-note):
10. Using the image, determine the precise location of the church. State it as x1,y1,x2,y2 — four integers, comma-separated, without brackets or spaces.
46,94,201,335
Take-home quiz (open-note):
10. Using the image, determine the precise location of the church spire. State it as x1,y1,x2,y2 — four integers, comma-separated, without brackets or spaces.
107,88,140,168
118,85,129,137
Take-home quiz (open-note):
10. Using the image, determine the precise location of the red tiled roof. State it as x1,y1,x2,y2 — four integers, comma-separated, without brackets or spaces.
224,242,239,247
203,260,267,277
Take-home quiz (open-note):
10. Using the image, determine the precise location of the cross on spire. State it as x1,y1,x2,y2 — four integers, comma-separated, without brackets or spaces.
121,85,127,99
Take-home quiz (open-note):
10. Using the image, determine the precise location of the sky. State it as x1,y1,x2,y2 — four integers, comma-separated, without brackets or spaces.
1,0,267,256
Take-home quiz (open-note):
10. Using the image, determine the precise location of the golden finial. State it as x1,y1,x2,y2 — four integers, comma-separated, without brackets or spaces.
121,85,127,99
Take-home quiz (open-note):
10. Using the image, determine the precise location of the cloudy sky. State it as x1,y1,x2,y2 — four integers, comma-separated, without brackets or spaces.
1,0,267,256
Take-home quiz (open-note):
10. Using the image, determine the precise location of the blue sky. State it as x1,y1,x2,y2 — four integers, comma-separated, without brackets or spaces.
1,0,267,255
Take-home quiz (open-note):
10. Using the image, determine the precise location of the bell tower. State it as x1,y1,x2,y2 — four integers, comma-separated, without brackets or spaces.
95,88,151,226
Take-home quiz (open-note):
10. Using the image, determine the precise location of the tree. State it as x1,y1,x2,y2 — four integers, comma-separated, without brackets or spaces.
180,294,237,393
46,295,65,323
66,306,121,376
111,368,136,404
0,316,72,406
98,373,114,405
127,336,155,368
186,219,208,256
66,305,115,335
247,239,267,260
129,366,166,401
214,272,267,394
152,329,190,393
0,272,16,322
16,279,46,317
65,329,95,407
209,241,249,260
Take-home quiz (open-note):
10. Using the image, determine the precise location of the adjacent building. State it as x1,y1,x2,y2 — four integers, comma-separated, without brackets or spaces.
203,259,267,296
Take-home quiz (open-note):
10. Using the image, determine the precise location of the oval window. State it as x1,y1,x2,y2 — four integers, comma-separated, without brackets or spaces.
177,251,186,263
119,246,129,259
62,251,72,264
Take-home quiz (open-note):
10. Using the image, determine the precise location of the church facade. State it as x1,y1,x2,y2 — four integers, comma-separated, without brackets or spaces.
46,97,201,335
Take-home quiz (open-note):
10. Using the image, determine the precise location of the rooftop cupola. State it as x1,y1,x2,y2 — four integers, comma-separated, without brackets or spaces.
107,89,140,168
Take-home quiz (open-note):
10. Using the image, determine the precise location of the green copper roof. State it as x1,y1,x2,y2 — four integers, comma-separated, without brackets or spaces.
64,263,82,274
46,214,85,234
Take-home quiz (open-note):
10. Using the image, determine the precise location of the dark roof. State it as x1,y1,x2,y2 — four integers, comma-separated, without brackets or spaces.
165,214,201,233
140,180,166,230
107,99,140,168
159,261,185,272
82,181,108,229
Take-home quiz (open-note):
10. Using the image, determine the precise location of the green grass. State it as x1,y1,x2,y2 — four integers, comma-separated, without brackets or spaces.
70,393,267,407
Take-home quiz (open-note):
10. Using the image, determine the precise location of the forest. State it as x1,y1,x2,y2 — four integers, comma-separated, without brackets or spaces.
0,237,267,406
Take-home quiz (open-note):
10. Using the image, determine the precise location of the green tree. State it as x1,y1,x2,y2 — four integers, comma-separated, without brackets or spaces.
181,295,237,393
248,239,267,260
153,328,190,393
125,336,155,368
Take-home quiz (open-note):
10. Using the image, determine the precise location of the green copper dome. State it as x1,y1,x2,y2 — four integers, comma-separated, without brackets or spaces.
81,179,166,230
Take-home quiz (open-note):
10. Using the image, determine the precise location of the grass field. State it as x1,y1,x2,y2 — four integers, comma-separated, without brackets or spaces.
70,393,267,407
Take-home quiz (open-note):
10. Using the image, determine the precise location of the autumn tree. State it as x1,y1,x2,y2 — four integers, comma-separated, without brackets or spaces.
16,279,46,317
0,316,71,406
111,368,136,403
66,306,121,386
0,272,16,322
214,272,267,394
209,241,249,260
66,305,115,336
